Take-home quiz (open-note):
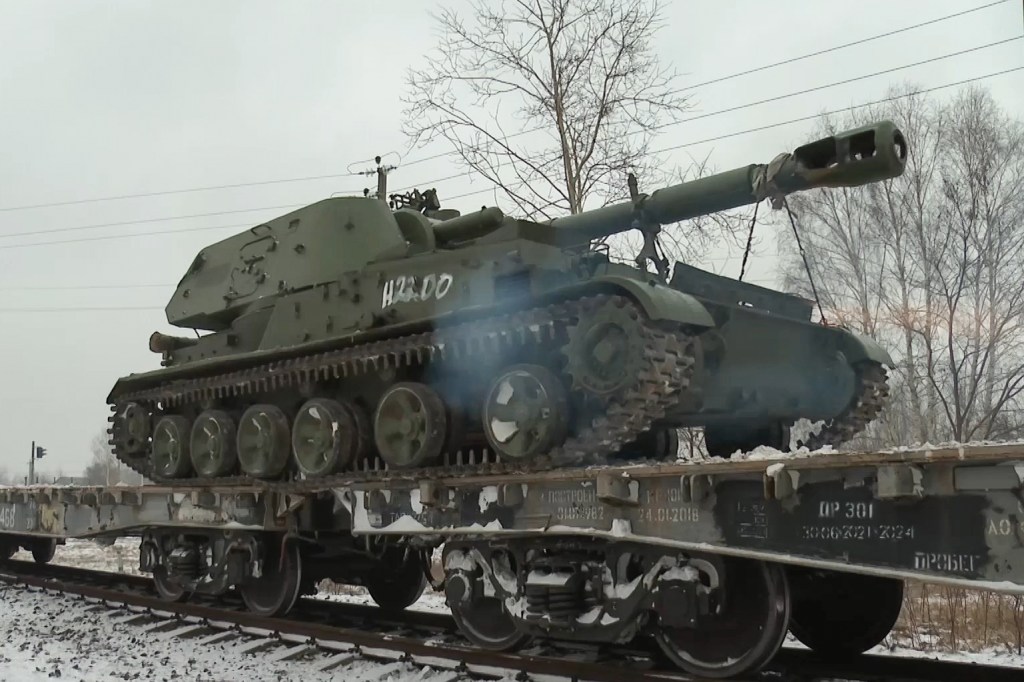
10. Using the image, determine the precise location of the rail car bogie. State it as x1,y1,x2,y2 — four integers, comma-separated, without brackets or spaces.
0,441,1022,679
138,528,433,616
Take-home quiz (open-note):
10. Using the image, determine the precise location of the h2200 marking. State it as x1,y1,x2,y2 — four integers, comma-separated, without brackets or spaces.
381,273,454,308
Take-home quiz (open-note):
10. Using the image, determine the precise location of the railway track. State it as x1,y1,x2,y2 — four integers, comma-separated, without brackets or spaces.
0,559,1020,682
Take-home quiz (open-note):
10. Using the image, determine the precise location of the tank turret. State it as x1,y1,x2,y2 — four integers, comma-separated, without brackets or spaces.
107,120,908,488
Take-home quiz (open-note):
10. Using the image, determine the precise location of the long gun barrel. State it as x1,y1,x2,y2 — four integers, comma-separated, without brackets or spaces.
547,120,907,241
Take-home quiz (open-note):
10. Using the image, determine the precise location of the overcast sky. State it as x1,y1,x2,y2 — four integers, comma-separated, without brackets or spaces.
0,0,1020,480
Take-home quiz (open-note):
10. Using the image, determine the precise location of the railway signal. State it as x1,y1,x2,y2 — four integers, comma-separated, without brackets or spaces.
28,440,46,485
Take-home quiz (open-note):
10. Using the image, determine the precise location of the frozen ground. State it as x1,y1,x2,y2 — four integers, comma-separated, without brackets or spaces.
6,539,1023,675
0,584,510,682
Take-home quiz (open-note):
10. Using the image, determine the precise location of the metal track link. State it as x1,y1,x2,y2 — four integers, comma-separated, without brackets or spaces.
797,362,890,451
109,294,696,492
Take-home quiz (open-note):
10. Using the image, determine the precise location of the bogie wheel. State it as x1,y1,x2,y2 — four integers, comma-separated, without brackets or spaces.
239,539,303,617
152,566,189,603
365,549,428,611
237,404,291,478
446,573,529,651
31,538,57,564
292,398,360,477
151,415,193,478
653,559,790,679
189,410,238,477
787,568,904,658
373,383,447,468
482,364,569,460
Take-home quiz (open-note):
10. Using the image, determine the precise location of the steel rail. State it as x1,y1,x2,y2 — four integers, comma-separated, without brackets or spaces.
1,560,1022,682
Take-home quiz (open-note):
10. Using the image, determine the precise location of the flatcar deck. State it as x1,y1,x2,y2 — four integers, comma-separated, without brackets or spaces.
349,442,1024,592
2,441,1022,591
2,441,1022,679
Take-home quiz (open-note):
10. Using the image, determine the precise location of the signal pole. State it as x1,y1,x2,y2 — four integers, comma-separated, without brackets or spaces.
28,441,46,484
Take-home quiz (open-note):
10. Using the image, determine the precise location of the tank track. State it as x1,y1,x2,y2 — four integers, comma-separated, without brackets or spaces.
795,362,890,451
109,294,696,492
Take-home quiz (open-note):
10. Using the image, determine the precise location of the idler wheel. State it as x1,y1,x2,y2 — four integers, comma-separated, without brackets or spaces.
482,364,569,460
189,409,238,477
236,404,291,478
291,398,362,477
373,383,447,468
787,568,904,658
563,295,650,400
653,558,790,679
150,415,192,478
112,402,151,456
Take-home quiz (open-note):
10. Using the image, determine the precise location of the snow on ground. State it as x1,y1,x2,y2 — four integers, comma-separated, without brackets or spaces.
17,539,1024,673
0,584,494,682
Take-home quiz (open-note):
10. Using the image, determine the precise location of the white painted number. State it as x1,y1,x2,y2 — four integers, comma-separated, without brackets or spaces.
818,501,875,519
0,504,16,530
381,273,454,308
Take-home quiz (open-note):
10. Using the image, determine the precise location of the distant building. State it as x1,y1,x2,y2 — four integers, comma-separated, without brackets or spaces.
51,476,92,486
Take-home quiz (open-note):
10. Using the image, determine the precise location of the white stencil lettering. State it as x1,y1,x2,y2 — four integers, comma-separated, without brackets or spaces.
381,273,454,308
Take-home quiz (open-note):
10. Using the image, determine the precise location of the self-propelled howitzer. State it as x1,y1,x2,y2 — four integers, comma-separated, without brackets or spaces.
108,120,907,486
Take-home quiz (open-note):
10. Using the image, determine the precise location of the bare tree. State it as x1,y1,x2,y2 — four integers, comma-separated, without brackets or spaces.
83,429,145,486
402,0,691,221
778,83,1024,446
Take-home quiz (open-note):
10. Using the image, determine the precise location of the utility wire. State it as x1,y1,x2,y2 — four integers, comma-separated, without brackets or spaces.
0,222,254,250
0,306,162,313
392,1,1018,172
0,283,171,291
7,37,1012,243
2,64,1020,253
389,37,1021,195
436,66,1019,204
0,204,304,240
0,0,1009,215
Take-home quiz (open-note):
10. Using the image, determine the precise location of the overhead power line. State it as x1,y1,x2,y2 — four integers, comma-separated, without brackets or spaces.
7,36,1014,244
0,306,163,313
0,222,253,250
433,64,1024,204
392,0,1019,172
0,203,305,241
390,37,1022,195
0,0,1009,215
0,283,172,291
0,64,1020,254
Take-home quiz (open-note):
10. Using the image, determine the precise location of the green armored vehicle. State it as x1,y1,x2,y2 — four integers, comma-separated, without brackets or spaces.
108,121,907,484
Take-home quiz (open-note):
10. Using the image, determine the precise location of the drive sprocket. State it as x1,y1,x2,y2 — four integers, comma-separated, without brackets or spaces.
562,295,652,403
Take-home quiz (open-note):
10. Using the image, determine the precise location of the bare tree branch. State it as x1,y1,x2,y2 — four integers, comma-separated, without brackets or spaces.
778,83,1024,446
